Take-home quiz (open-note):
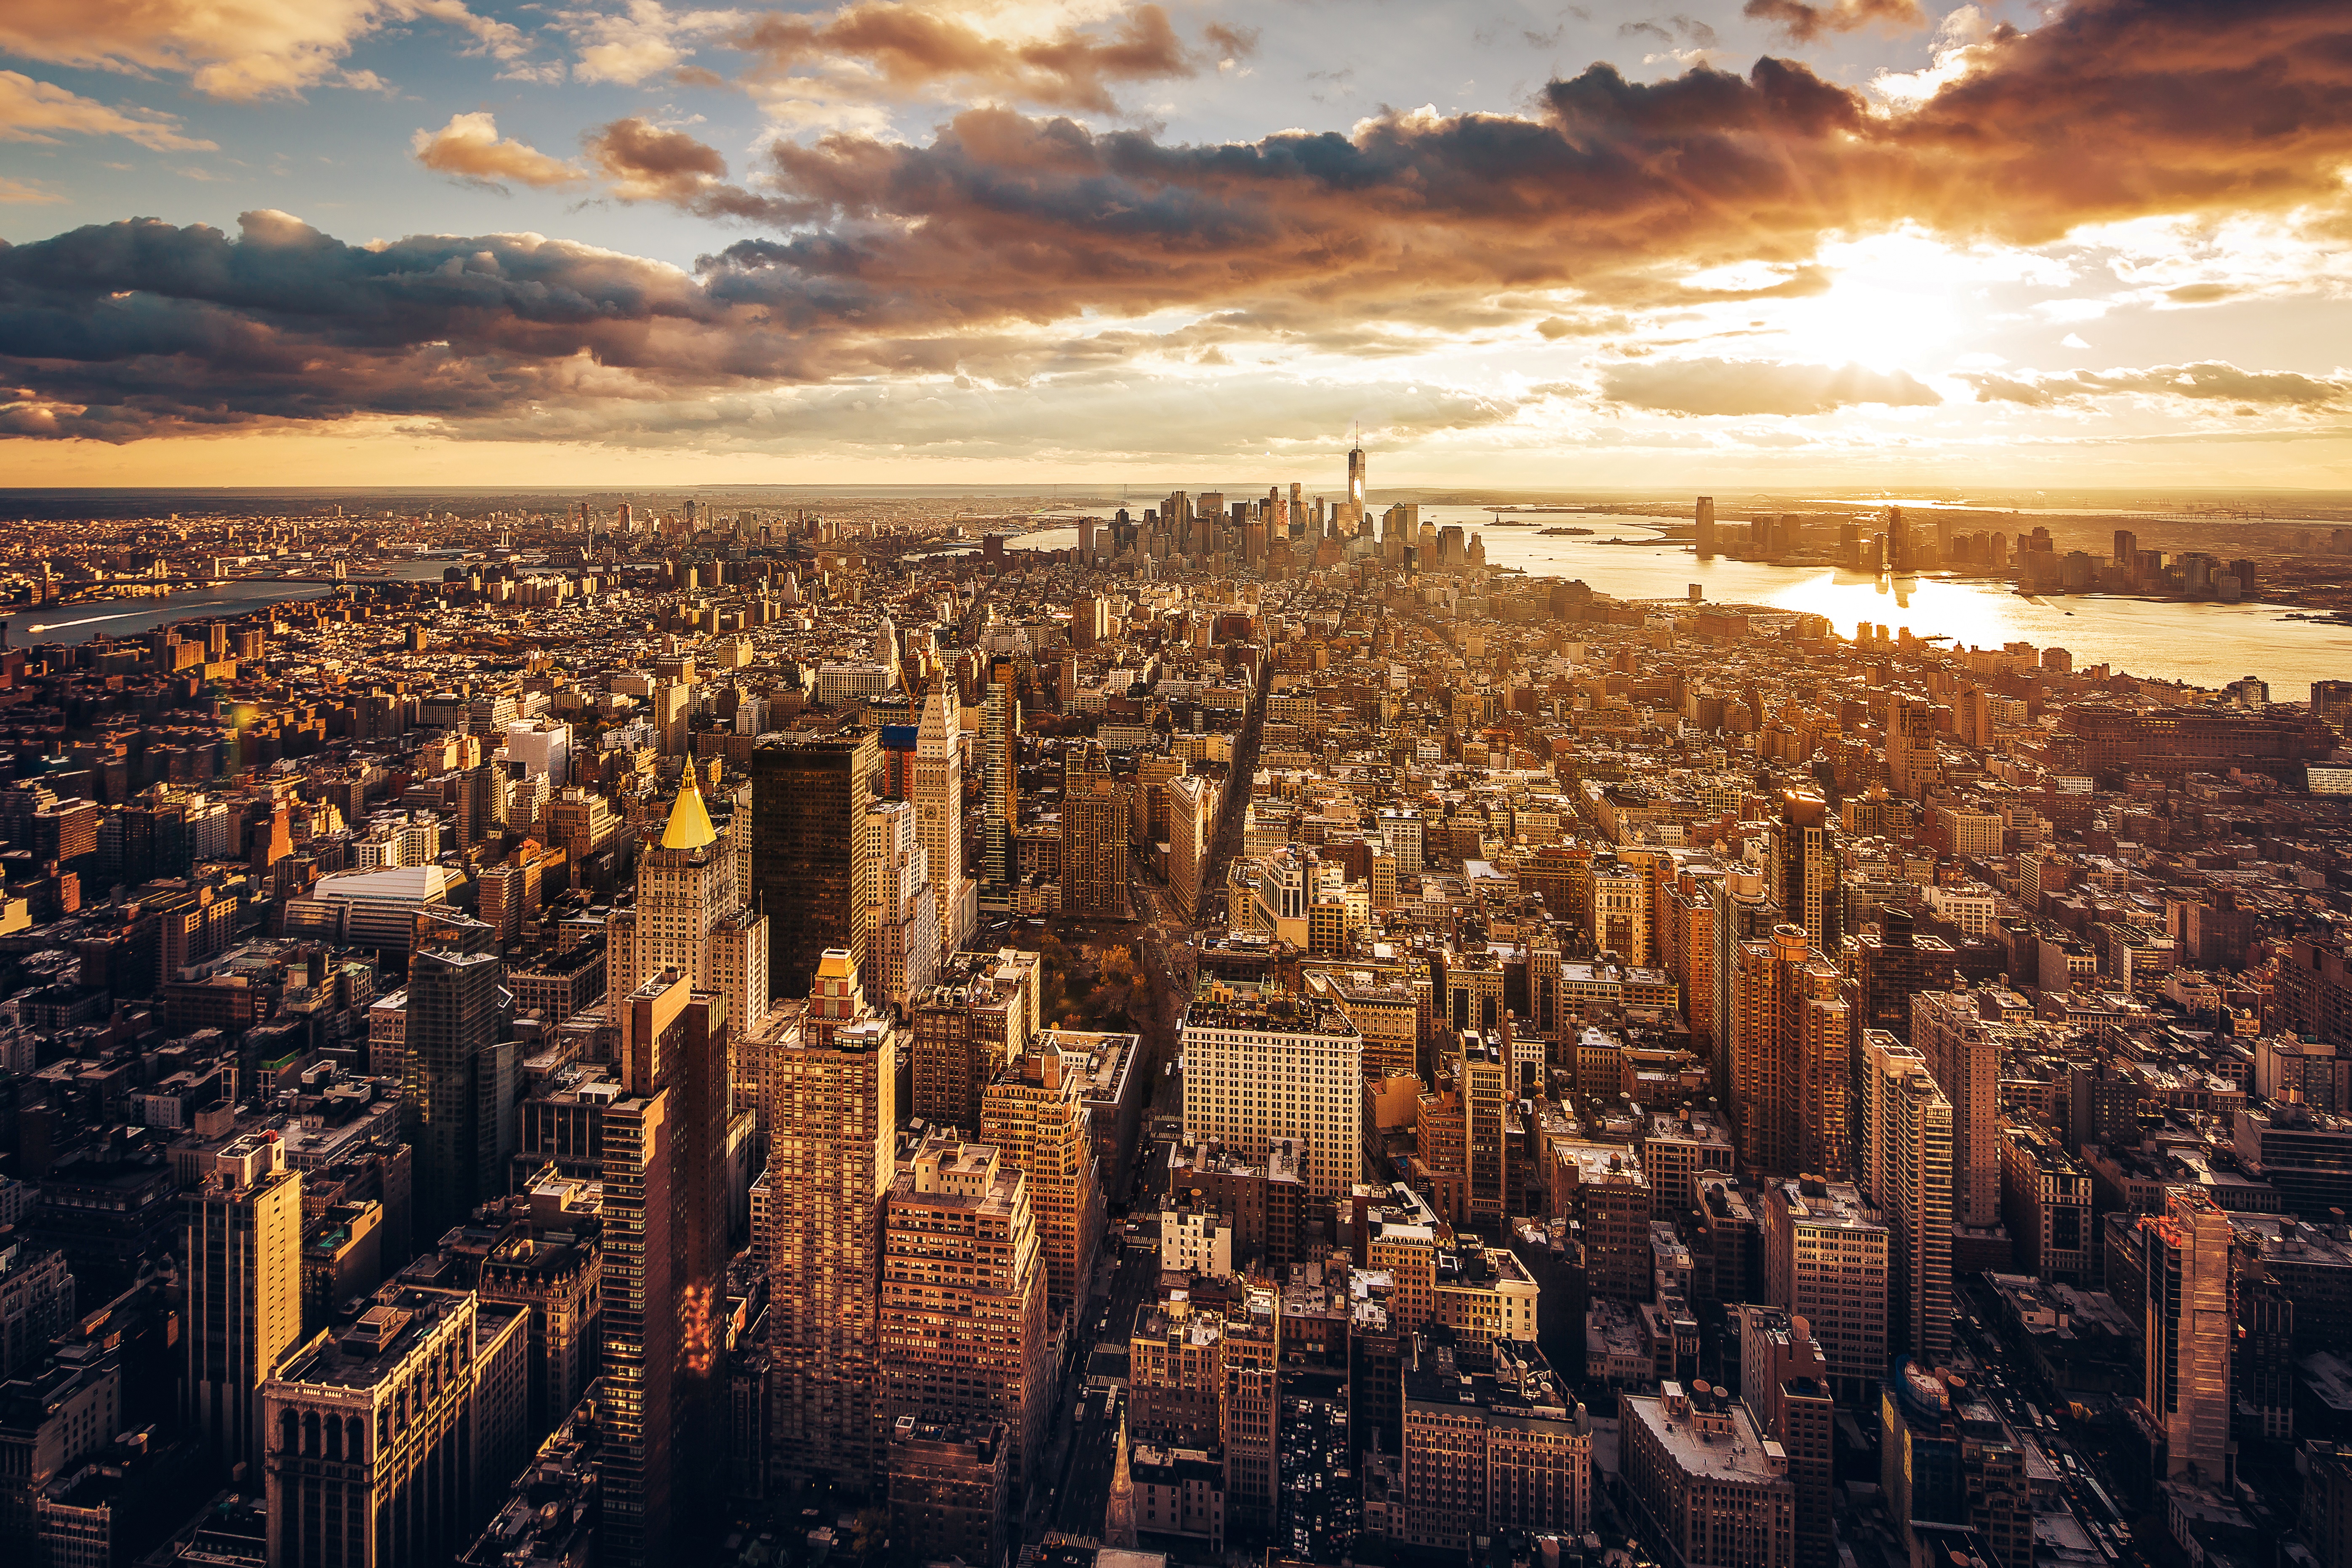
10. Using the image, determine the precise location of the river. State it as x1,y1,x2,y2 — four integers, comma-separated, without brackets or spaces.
11,558,472,649
1004,514,2352,701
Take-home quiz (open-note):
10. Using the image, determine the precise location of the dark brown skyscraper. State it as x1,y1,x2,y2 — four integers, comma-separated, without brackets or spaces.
1058,779,1131,919
406,944,511,1238
602,972,731,1567
1766,790,1841,953
753,730,877,997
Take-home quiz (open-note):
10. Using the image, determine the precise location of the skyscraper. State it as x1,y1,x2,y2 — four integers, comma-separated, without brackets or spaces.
406,944,511,1239
865,798,939,1018
1620,1384,1793,1568
1766,790,1841,952
1695,495,1716,559
1346,429,1366,523
184,1132,304,1478
980,661,1019,888
1169,773,1219,920
912,947,1041,1133
1859,1032,1954,1363
1463,1034,1512,1230
769,950,900,1488
2142,1187,2234,1483
1910,989,2003,1230
602,972,732,1565
1730,925,1851,1182
1059,779,1131,919
262,1283,529,1568
1732,1306,1833,1568
878,1140,1050,1489
981,1038,1102,1312
1222,1283,1282,1533
1887,696,1939,800
1762,1178,1888,1405
752,731,877,997
1709,867,1774,1107
915,680,968,952
614,768,746,1005
1848,912,1956,1043
1180,984,1364,1199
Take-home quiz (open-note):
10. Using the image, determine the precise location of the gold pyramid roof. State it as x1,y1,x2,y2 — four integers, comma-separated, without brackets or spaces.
659,770,717,850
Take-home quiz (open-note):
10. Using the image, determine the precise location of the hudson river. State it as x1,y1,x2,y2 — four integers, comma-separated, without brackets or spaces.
1006,513,2352,701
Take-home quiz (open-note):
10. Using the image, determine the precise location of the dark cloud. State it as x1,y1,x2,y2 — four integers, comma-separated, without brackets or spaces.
736,2,1234,115
1620,15,1719,47
1742,0,1925,43
0,210,763,440
1203,22,1259,59
1963,361,2350,409
587,117,740,209
1602,357,1941,415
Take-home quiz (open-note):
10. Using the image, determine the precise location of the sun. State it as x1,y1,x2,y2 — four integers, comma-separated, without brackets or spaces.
1771,277,1963,371
1681,232,2051,373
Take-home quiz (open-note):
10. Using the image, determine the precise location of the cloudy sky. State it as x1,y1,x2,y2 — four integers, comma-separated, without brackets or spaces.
1,0,2347,491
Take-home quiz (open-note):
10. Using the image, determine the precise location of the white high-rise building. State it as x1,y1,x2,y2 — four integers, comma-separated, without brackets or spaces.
1179,984,1363,1198
915,681,968,950
1377,808,1423,877
498,719,572,788
1859,1032,1953,1364
866,799,939,1018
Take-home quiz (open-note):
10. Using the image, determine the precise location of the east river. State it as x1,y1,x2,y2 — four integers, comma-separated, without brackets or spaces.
10,557,470,649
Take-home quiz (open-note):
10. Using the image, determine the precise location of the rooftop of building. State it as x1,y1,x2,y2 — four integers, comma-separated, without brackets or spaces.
272,1285,521,1393
1403,1334,1582,1422
1435,1239,1536,1291
1624,1382,1788,1483
2226,1212,2352,1264
2239,1100,2352,1136
1644,1109,1733,1147
2001,1123,2087,1174
1552,1139,1648,1189
1130,1442,1221,1480
1031,1028,1139,1101
1768,1177,1885,1233
1132,1298,1225,1353
308,864,453,903
1181,983,1358,1038
887,1413,1007,1458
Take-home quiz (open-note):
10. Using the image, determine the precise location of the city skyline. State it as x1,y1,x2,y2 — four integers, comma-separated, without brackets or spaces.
3,0,2349,488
